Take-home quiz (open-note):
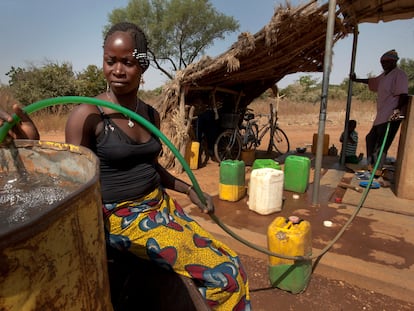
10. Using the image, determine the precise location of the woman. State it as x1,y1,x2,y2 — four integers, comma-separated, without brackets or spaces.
0,22,250,310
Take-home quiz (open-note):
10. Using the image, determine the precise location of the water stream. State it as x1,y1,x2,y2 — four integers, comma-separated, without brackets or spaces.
5,140,28,182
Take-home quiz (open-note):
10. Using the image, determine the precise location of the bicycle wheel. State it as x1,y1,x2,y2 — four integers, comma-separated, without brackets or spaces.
271,127,290,155
214,130,242,162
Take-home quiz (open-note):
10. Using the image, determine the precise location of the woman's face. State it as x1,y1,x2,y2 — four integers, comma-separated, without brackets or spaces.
103,31,142,95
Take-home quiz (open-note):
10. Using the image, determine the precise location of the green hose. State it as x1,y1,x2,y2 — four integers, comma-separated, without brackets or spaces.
0,96,390,261
0,96,205,203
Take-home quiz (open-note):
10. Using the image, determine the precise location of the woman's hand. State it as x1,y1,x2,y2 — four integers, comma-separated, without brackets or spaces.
389,109,404,121
0,104,40,140
188,188,214,214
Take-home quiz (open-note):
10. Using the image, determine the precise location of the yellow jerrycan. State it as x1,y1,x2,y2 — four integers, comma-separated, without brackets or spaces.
267,216,312,294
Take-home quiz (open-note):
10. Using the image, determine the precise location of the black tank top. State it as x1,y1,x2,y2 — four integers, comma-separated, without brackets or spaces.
96,106,162,203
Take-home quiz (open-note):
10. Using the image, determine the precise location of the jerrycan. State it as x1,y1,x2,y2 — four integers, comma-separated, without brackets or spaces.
185,141,200,169
284,155,311,193
267,216,312,294
252,158,281,171
248,168,284,215
219,160,246,201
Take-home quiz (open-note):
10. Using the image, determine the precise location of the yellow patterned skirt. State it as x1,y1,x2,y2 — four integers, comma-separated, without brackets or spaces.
103,187,250,310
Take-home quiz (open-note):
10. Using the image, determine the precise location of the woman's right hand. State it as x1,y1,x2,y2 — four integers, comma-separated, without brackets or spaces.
0,104,40,140
188,189,214,214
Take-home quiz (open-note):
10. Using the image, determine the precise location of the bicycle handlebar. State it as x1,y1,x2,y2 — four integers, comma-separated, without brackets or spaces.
254,113,271,118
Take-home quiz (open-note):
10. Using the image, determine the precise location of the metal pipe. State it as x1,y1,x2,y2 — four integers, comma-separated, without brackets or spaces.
312,0,336,206
340,25,359,166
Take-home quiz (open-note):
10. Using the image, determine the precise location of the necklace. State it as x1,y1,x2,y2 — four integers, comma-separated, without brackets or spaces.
127,100,140,128
106,91,140,128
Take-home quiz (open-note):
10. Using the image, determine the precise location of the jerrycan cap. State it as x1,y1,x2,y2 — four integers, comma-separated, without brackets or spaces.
288,215,300,224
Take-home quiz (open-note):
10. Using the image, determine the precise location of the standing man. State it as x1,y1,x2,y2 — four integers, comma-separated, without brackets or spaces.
351,49,409,175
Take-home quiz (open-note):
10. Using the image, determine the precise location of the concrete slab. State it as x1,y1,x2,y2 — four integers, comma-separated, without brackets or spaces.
342,176,414,216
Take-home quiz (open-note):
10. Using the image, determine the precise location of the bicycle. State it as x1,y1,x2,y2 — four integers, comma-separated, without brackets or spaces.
214,102,290,162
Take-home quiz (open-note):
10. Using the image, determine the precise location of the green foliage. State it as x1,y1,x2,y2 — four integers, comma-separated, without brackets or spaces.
75,65,106,97
339,76,377,102
6,62,106,114
328,85,347,100
7,62,77,107
106,0,239,80
298,75,319,91
281,75,321,103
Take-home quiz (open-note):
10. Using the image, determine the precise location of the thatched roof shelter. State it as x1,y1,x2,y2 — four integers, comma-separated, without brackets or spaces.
158,1,353,170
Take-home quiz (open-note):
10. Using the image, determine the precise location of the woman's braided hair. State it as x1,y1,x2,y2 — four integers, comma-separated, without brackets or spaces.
104,22,150,72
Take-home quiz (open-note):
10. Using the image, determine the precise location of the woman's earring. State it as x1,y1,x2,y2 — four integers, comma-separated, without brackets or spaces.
106,83,110,93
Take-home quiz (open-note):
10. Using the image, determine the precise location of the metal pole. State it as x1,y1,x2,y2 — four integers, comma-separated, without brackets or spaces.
312,0,336,206
340,25,359,166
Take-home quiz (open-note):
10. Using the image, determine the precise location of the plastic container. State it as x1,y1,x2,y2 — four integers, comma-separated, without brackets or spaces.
311,133,330,155
241,149,256,166
0,140,112,310
252,159,281,171
267,216,312,294
284,155,311,193
219,159,246,201
248,168,284,215
185,141,200,169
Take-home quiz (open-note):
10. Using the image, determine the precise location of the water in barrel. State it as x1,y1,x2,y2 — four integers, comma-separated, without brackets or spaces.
0,171,79,226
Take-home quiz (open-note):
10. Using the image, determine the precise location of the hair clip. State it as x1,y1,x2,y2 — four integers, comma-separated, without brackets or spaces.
133,49,150,71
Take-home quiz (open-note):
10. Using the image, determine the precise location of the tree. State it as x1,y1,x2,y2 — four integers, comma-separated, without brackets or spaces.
298,75,319,91
75,65,106,97
7,62,77,107
339,75,376,102
281,75,321,103
106,0,239,80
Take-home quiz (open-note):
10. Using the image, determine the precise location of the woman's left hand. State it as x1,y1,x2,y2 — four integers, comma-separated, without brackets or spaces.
188,189,214,214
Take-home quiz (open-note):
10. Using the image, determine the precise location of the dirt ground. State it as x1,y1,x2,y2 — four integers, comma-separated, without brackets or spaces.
240,254,413,311
39,122,409,311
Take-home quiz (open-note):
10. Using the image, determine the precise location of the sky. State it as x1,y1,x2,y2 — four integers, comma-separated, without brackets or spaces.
1,0,413,90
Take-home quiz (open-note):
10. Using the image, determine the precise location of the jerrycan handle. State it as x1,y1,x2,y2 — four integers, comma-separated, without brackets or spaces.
284,216,301,229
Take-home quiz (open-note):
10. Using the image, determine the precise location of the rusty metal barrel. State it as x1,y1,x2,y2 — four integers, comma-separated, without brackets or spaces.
0,140,112,311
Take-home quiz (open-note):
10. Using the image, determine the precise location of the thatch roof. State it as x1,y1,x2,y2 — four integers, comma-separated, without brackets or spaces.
338,0,414,24
158,1,353,169
160,1,351,118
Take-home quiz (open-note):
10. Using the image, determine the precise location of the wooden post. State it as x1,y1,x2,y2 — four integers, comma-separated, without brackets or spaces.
395,96,414,200
174,88,194,173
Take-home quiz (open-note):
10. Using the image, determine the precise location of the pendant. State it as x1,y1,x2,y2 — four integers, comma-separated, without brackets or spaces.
128,119,134,128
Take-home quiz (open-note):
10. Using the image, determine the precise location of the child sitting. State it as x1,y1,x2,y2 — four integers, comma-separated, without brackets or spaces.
340,119,361,164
